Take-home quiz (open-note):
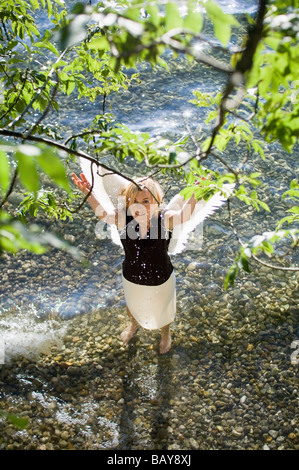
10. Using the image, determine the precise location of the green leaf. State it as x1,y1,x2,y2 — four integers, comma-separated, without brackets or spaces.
46,0,53,18
165,3,183,31
16,146,40,193
240,254,251,273
0,151,10,195
35,40,60,56
184,12,203,33
47,192,57,209
168,151,177,164
224,264,238,290
28,0,40,9
37,150,71,193
146,5,160,27
252,140,265,159
258,200,270,212
282,179,299,200
87,36,109,51
205,0,239,46
4,413,29,430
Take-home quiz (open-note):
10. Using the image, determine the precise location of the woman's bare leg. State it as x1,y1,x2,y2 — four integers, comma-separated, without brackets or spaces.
120,306,139,345
159,324,172,354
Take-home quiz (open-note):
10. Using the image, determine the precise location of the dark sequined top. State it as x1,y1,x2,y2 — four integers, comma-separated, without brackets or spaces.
119,212,173,286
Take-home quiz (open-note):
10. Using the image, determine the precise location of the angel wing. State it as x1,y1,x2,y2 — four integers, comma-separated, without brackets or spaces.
79,157,234,253
80,157,128,211
80,157,128,246
166,184,234,255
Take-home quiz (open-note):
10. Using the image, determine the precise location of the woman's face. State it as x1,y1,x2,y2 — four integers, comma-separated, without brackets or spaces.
129,189,158,222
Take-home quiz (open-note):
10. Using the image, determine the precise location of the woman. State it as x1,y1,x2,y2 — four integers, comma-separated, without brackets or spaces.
72,172,197,354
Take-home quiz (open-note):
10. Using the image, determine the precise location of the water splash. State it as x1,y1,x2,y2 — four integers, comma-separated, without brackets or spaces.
0,305,67,364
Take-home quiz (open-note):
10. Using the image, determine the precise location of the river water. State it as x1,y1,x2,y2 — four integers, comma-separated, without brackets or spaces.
0,0,298,451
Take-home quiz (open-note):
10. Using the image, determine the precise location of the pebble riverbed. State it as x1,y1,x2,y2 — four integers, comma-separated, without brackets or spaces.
0,178,298,450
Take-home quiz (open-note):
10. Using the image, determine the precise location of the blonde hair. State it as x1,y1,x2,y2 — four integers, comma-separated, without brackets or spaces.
122,177,164,208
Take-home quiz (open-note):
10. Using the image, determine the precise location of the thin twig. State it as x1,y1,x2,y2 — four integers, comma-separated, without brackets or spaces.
22,72,60,140
0,69,29,121
183,114,240,178
183,116,201,159
65,161,95,214
0,168,18,209
63,129,104,146
227,198,245,247
103,92,107,115
0,62,17,92
275,237,298,258
251,254,299,272
7,49,68,129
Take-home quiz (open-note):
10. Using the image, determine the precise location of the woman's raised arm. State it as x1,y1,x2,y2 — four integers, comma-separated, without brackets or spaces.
164,194,197,231
72,172,125,228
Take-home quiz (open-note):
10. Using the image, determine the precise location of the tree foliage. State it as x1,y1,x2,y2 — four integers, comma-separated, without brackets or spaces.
0,0,298,285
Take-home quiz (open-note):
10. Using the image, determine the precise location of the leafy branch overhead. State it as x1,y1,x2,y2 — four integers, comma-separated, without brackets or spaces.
0,0,298,283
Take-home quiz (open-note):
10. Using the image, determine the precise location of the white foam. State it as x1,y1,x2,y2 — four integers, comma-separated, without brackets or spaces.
0,307,67,364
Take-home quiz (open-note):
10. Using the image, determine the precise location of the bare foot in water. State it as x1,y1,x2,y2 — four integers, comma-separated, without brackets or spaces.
120,323,138,345
159,325,172,354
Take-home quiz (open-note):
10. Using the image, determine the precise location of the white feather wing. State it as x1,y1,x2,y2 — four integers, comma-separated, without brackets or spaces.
79,158,234,253
80,158,129,246
79,157,128,212
167,184,234,255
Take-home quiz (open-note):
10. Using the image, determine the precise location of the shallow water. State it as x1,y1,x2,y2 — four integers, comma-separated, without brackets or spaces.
1,0,298,451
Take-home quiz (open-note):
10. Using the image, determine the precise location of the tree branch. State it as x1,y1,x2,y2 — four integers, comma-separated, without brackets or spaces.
107,26,233,73
63,129,104,146
204,0,268,158
0,129,140,187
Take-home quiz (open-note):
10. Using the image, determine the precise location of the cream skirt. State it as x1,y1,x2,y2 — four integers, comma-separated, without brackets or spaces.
122,272,176,330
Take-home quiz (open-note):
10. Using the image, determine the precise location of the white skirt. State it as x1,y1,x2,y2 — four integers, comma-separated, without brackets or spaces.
122,272,176,330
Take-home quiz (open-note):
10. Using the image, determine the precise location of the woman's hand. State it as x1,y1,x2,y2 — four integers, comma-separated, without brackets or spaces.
72,172,92,196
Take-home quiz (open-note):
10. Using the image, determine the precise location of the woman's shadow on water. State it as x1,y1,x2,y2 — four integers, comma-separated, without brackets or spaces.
149,352,174,449
117,338,174,450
